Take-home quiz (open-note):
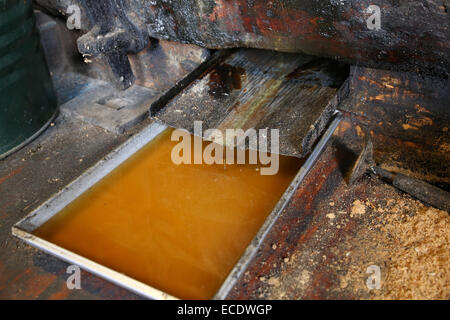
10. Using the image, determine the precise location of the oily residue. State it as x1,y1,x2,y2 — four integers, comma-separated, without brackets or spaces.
208,63,246,97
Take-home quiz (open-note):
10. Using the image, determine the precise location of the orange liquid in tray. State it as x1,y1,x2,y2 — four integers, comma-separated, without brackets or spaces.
35,129,303,299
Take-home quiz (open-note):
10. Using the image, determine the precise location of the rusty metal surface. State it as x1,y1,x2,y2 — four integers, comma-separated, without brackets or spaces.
226,118,450,300
35,8,211,91
152,49,349,157
35,0,450,82
129,40,210,92
339,66,450,190
35,10,212,134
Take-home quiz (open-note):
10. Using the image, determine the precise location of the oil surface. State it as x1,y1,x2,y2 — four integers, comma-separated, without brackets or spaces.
35,129,303,299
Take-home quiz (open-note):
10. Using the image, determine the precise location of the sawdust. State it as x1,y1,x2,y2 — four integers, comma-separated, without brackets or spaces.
326,213,336,220
351,199,366,217
377,206,449,299
337,197,449,300
249,178,449,300
267,277,281,287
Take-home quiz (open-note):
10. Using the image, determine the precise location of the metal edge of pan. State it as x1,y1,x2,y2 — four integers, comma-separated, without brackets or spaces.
12,113,342,300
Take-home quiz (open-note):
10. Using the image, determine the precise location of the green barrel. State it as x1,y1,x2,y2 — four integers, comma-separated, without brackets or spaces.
0,0,57,159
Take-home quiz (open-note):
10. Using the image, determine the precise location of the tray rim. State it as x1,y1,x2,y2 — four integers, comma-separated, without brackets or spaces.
12,114,341,300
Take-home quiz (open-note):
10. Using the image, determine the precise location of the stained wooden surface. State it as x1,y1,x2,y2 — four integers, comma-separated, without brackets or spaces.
144,0,450,78
340,66,450,190
152,49,349,157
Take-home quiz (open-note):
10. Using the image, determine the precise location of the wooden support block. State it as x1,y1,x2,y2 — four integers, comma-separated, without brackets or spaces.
340,66,450,189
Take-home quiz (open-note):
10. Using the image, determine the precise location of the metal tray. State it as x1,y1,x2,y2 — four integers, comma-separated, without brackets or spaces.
12,114,342,300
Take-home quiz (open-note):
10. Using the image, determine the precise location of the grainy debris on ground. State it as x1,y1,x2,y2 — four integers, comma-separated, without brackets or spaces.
350,200,366,217
337,198,449,300
231,169,449,300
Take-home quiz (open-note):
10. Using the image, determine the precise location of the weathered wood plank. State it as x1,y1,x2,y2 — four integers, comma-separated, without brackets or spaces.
151,49,349,157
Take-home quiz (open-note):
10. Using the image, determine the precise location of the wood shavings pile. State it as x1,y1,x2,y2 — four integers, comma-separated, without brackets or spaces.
378,205,449,299
337,197,449,300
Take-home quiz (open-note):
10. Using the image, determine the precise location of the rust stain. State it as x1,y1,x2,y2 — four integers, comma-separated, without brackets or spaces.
438,142,450,153
334,120,353,136
238,2,319,38
208,63,246,97
10,267,32,284
0,268,57,299
380,76,402,86
303,270,335,299
402,116,434,131
21,273,57,299
368,89,422,101
209,0,243,32
370,94,387,101
47,284,71,300
403,141,421,148
359,76,398,90
409,116,433,127
297,224,319,246
0,167,23,185
370,131,421,150
355,125,365,137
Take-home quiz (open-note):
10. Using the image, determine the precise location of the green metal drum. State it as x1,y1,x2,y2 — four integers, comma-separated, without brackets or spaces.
0,0,58,159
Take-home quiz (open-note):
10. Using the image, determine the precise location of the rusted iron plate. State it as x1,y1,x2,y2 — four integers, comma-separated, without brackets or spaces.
339,66,450,190
151,49,349,157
